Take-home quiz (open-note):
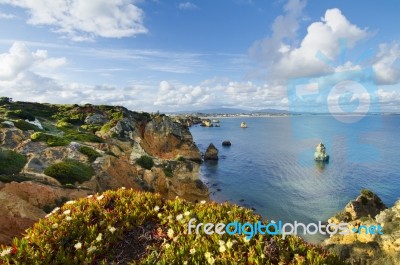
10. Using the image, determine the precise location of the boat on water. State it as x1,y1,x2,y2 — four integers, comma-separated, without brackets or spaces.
212,119,219,123
240,122,247,128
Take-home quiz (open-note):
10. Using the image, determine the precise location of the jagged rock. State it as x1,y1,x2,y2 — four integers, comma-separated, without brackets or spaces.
222,140,231,146
84,113,109,125
0,127,31,149
324,190,399,265
109,118,137,139
314,142,329,161
204,143,219,160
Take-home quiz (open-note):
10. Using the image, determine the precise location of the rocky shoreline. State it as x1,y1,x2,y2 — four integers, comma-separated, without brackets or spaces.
0,100,209,244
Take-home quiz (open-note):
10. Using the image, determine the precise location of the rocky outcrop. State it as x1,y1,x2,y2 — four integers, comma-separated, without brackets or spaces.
204,143,219,160
222,140,231,146
324,190,399,265
314,142,329,161
85,113,109,125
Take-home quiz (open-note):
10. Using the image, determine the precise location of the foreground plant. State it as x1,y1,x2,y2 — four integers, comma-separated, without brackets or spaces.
0,189,346,264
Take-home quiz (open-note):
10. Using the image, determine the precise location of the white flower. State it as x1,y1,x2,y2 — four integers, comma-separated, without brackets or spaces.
164,243,171,249
96,233,103,242
218,240,225,246
87,195,93,198
183,261,188,265
45,213,52,218
204,252,212,259
260,253,265,259
154,206,160,211
219,245,226,253
65,216,72,221
207,256,215,264
74,242,82,250
65,200,76,205
108,226,116,234
157,213,162,218
51,207,60,213
97,195,104,201
190,248,196,254
184,211,190,216
167,229,174,239
0,247,12,257
52,223,58,229
87,246,97,253
200,200,206,204
121,187,126,190
176,214,183,221
63,210,71,215
226,240,233,249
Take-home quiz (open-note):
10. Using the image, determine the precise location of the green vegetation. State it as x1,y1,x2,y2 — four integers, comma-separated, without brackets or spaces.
13,119,42,131
31,132,70,146
361,189,374,198
78,146,102,162
163,164,173,178
0,175,31,183
176,155,186,162
0,189,346,264
0,149,27,175
44,159,94,185
136,155,154,170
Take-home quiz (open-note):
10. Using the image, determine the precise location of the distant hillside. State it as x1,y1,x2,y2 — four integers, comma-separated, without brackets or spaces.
175,107,290,114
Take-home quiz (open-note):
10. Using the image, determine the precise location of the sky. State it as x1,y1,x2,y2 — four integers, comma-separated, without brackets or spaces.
0,0,399,112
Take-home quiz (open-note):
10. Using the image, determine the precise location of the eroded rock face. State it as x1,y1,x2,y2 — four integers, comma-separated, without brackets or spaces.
324,190,399,265
0,127,31,149
141,116,201,161
85,113,109,125
204,143,219,160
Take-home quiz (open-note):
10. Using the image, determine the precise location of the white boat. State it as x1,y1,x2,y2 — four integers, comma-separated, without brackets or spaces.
240,122,247,128
212,119,220,123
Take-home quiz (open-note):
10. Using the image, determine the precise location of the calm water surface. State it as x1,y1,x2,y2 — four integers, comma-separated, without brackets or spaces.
190,115,400,243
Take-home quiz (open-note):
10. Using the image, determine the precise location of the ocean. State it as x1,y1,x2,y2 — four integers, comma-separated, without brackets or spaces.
190,115,400,243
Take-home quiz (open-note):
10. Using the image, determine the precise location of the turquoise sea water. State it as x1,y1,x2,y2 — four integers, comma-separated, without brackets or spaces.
190,115,400,243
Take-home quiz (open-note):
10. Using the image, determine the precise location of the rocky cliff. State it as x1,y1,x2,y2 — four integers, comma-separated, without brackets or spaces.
0,99,208,244
323,190,400,265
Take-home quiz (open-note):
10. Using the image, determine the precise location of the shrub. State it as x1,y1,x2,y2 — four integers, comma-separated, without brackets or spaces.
44,159,94,185
6,109,35,121
13,119,41,131
0,189,346,264
0,175,31,183
136,155,154,170
163,164,173,178
78,146,102,162
31,132,70,146
66,132,103,143
0,149,27,174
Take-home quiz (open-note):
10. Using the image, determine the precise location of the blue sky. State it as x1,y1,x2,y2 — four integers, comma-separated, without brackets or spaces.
0,0,399,112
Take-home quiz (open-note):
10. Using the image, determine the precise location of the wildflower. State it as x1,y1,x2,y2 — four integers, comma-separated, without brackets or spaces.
121,187,126,190
97,195,104,201
52,223,58,229
183,262,188,265
63,210,71,215
154,206,160,211
65,200,76,205
167,229,174,239
51,207,60,213
244,236,250,243
96,233,103,242
219,245,226,253
87,246,97,253
176,214,183,221
87,195,93,198
218,240,225,246
207,256,215,264
164,243,171,249
45,213,52,218
184,211,190,216
260,253,265,259
108,226,116,234
74,242,82,250
65,216,72,221
157,213,162,218
204,252,212,259
200,200,206,204
226,240,233,249
0,247,12,257
190,248,196,254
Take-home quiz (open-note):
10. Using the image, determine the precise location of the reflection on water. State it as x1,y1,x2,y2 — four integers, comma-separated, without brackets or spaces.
315,161,328,173
191,116,400,243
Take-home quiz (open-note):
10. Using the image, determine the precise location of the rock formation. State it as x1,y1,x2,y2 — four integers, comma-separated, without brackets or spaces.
324,190,399,265
204,143,219,160
240,122,247,128
222,140,231,146
314,142,329,161
0,101,209,244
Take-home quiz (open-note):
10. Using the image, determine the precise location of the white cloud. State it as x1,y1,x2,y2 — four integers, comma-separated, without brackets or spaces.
373,43,400,85
0,0,147,41
178,2,198,10
0,42,66,80
0,12,15,19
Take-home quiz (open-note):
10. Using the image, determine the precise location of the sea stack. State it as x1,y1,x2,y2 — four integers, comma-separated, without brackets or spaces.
204,143,219,160
314,142,329,161
240,122,247,128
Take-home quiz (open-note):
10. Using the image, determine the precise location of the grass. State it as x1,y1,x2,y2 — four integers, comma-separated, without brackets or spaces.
0,149,27,175
136,155,154,170
44,159,95,185
0,189,346,264
78,146,102,162
31,132,70,146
